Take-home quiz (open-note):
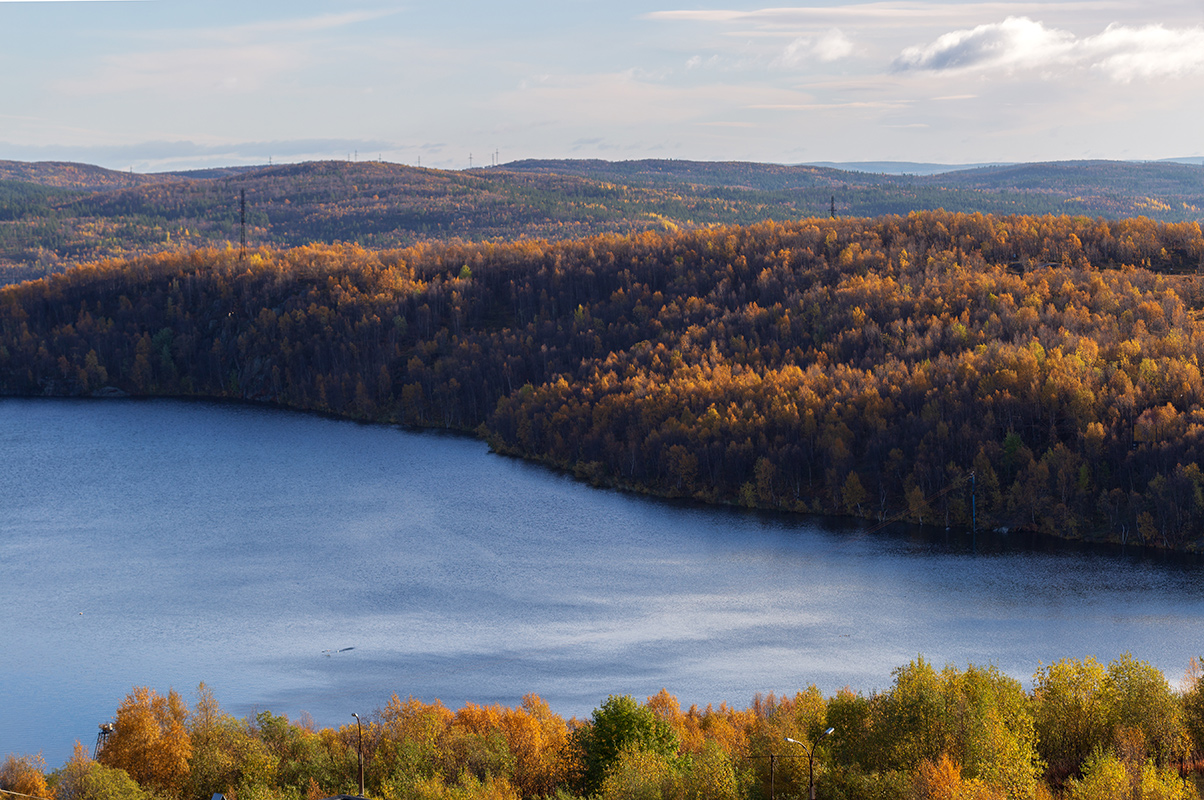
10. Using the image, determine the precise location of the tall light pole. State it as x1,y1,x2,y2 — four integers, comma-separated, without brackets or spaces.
352,713,364,797
751,751,799,800
786,727,835,800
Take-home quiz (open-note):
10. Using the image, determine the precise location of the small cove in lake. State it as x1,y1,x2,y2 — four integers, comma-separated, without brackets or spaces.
1,397,1201,765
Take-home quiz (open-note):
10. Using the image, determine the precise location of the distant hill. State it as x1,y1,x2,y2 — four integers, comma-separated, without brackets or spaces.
927,160,1204,194
0,157,1201,284
801,158,1204,175
157,165,264,180
507,157,1204,202
501,158,893,190
0,160,165,189
803,161,1012,176
922,160,1204,219
506,157,1204,225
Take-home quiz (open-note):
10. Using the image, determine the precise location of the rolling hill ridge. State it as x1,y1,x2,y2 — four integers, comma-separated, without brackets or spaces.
0,157,1200,284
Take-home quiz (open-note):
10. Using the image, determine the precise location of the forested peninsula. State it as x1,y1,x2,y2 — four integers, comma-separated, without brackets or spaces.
3,211,1204,548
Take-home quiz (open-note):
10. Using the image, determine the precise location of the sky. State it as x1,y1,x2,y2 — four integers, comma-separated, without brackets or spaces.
1,0,1202,172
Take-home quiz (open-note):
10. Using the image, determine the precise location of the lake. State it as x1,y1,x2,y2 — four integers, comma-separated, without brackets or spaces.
2,398,1202,767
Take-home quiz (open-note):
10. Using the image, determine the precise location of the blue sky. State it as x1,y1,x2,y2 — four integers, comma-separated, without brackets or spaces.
1,0,1202,171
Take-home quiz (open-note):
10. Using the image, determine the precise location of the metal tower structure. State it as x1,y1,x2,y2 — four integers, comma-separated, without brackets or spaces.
240,189,246,261
95,722,115,758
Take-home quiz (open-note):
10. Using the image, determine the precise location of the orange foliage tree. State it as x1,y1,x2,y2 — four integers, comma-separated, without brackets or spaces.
96,687,191,798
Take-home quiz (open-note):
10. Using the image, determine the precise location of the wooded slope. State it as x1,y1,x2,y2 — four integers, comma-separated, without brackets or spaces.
0,159,164,189
2,158,1202,284
3,211,1204,547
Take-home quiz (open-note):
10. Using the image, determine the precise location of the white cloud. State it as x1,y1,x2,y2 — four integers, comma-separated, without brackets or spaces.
894,17,1204,80
893,17,1073,72
1084,23,1204,80
815,29,856,61
775,38,811,68
774,29,855,67
645,3,1133,30
685,54,728,71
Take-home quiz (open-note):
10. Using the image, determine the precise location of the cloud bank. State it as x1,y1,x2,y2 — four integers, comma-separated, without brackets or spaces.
0,138,397,171
895,17,1204,81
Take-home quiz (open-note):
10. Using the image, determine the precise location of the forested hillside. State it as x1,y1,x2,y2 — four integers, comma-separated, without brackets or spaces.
507,158,1204,222
3,211,1204,548
4,655,1204,800
934,161,1204,197
1,159,1201,284
0,159,163,189
0,161,827,282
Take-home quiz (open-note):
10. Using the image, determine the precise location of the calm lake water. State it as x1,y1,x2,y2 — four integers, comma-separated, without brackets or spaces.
2,398,1202,766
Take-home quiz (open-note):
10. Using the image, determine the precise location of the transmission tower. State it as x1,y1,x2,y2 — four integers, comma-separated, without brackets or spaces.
240,189,246,261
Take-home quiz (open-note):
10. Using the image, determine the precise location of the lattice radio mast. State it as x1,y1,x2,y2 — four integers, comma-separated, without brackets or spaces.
239,189,246,261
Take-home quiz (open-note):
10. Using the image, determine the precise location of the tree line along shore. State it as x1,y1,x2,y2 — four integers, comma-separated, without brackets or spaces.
4,655,1204,800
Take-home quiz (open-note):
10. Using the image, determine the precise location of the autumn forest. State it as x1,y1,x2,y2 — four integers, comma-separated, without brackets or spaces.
6,654,1204,800
7,156,1204,800
3,211,1204,548
3,159,1202,285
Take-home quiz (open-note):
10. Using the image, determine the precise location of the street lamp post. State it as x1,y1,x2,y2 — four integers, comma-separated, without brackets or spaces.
352,713,364,797
785,727,835,800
